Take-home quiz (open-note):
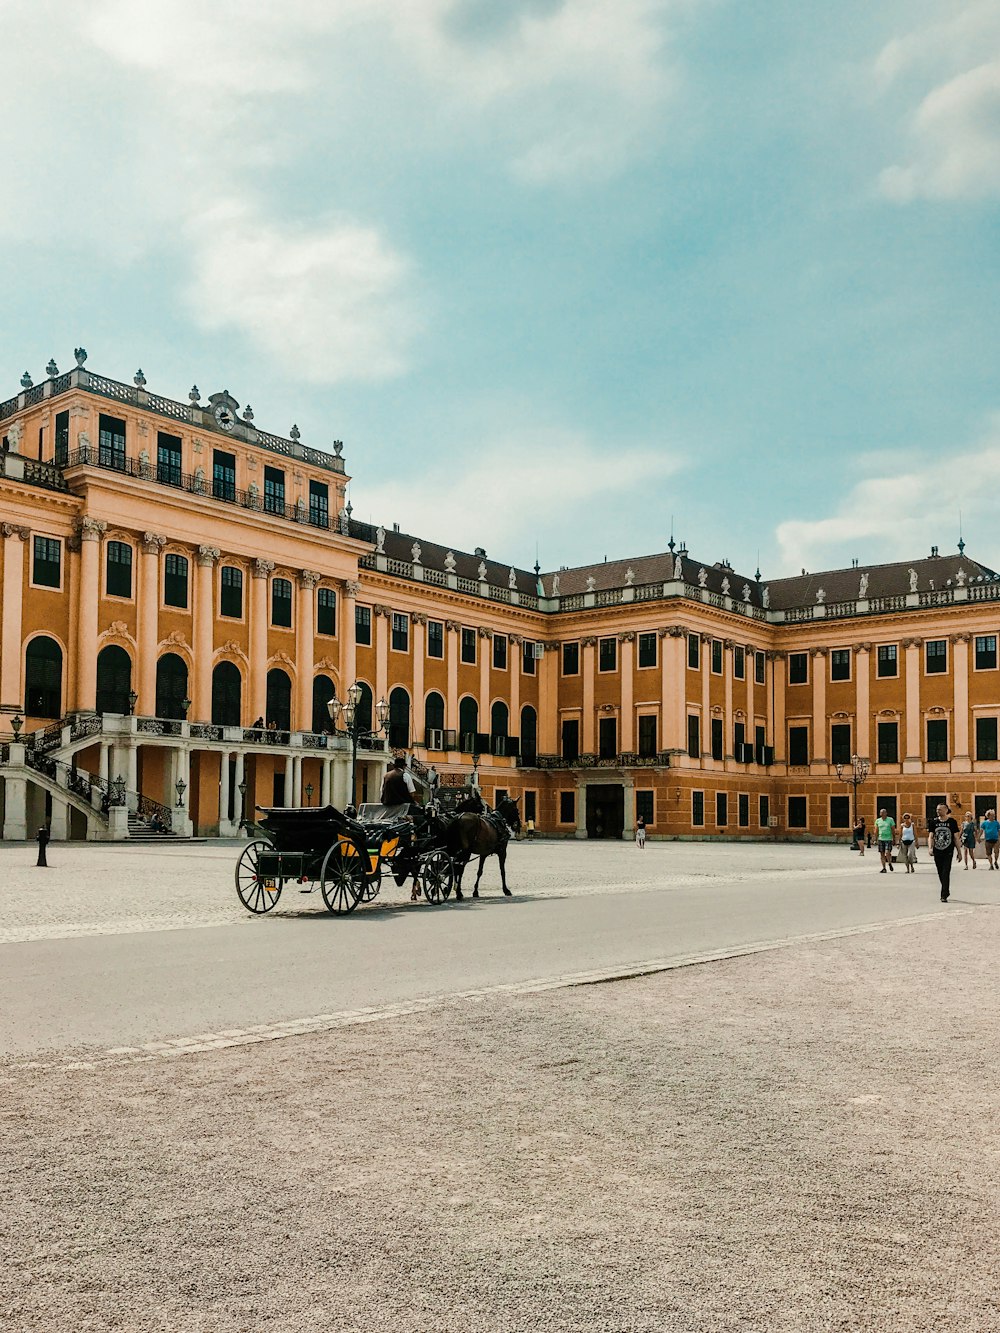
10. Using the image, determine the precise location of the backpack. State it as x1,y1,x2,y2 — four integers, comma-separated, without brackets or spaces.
932,821,954,852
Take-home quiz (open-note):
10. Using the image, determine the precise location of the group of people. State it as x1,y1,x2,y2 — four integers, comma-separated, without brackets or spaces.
854,805,1000,902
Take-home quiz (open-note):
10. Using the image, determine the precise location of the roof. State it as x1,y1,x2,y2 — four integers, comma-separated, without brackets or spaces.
766,553,998,609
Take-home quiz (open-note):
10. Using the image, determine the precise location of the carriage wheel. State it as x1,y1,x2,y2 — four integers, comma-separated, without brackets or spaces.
360,861,382,902
419,850,454,906
320,843,364,915
235,840,283,914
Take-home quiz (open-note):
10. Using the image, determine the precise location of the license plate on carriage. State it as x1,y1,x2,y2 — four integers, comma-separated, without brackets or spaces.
262,879,278,892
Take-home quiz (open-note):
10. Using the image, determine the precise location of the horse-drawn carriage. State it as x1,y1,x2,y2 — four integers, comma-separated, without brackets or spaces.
235,803,456,915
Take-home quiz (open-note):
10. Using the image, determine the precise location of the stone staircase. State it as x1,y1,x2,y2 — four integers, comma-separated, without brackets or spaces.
127,811,178,843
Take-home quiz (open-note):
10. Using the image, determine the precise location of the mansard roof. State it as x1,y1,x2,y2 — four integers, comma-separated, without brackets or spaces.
766,552,998,609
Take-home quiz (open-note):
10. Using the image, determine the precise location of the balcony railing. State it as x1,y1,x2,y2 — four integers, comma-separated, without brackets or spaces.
526,752,672,770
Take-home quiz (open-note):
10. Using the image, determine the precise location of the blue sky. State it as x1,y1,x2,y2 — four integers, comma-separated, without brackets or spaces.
2,0,998,576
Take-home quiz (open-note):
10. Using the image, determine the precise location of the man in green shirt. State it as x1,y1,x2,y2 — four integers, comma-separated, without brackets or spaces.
876,808,896,873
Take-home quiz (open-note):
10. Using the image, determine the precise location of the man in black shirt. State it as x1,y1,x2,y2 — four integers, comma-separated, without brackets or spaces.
927,803,960,901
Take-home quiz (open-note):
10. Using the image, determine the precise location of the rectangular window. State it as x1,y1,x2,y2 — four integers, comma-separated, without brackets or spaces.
755,651,766,685
976,717,998,762
877,644,898,678
711,639,723,674
734,721,746,758
788,652,808,685
636,790,654,826
711,717,723,760
32,536,61,588
522,640,537,675
638,633,657,669
877,721,899,764
559,790,575,824
308,480,329,528
831,649,851,682
106,541,132,598
716,792,728,826
54,410,69,466
692,790,705,826
733,645,745,680
562,642,579,675
687,714,700,759
98,413,126,470
561,719,579,762
459,627,477,664
788,796,808,828
759,794,769,827
830,795,851,828
263,465,285,516
598,716,617,759
830,723,852,766
738,793,750,827
755,724,766,752
355,604,371,646
317,587,336,636
788,725,809,766
599,638,617,673
688,634,700,670
926,718,949,763
524,791,537,824
925,639,947,674
213,449,236,502
391,612,409,652
220,565,243,619
876,796,898,824
638,715,657,758
427,620,444,659
157,432,182,486
271,577,292,628
975,635,997,671
164,553,188,608
493,634,508,670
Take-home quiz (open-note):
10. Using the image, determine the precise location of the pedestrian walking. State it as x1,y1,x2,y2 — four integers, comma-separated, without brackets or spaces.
898,812,918,872
875,807,896,873
960,811,978,869
927,803,960,902
981,808,1000,868
852,815,867,855
635,816,646,849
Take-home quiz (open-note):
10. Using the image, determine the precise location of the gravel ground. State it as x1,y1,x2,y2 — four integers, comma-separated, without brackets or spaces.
3,906,998,1332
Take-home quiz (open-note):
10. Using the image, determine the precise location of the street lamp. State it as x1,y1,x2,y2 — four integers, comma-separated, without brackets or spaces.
127,689,138,715
10,713,23,738
180,697,191,718
326,684,390,807
305,782,314,805
110,774,127,807
175,777,187,808
238,778,248,829
836,753,870,839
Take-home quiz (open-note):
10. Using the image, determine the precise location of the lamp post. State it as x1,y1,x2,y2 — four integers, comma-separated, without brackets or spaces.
836,753,870,837
238,778,248,830
110,774,127,807
326,683,390,808
127,689,138,716
10,713,23,738
175,777,187,808
305,782,314,806
180,697,191,719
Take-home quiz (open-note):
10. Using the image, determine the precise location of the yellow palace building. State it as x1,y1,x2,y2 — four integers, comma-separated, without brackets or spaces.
2,352,999,842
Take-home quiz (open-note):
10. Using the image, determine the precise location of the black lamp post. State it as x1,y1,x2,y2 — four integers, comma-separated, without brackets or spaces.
836,753,870,836
110,775,127,807
127,689,138,716
238,778,248,829
180,697,191,719
305,782,314,805
11,713,23,738
327,683,390,808
175,777,187,808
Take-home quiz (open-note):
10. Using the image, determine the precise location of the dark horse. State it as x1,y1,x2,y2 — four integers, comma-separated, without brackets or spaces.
447,793,521,899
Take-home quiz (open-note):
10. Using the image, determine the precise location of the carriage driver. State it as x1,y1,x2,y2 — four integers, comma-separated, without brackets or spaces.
380,756,417,810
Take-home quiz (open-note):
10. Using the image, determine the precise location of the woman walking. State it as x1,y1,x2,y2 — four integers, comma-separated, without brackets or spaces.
927,803,960,901
898,812,918,872
960,811,978,868
852,815,867,855
635,815,646,849
982,809,1000,868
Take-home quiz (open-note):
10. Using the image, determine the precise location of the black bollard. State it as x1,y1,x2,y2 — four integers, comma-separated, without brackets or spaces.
36,827,50,868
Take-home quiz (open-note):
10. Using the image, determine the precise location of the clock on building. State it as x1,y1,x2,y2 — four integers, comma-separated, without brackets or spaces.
214,403,236,432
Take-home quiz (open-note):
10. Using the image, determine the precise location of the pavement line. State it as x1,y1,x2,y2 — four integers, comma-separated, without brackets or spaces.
7,906,973,1075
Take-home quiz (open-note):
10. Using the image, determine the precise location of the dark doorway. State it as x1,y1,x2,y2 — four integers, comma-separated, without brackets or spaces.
586,784,624,839
924,794,947,830
272,772,285,806
975,794,996,822
875,795,898,824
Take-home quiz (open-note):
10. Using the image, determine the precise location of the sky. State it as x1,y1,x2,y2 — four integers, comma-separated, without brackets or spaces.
1,0,998,578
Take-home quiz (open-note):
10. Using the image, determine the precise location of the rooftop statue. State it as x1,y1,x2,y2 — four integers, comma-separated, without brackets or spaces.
908,568,918,593
859,573,869,598
376,526,386,553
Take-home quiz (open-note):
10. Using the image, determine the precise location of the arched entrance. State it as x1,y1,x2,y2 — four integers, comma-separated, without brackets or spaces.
96,644,132,714
266,668,292,732
312,674,336,734
155,653,189,720
25,637,63,718
211,661,242,727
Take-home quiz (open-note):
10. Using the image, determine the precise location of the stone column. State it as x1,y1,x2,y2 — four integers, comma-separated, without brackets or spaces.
619,633,634,753
951,634,971,769
412,615,426,738
539,643,558,756
49,798,68,841
771,654,786,763
193,546,219,724
126,744,138,798
810,648,827,768
661,628,685,755
250,560,274,723
284,754,294,807
296,571,321,732
854,644,871,757
574,778,587,840
2,769,27,840
76,518,106,712
233,751,245,831
582,639,596,753
1,524,29,707
292,755,302,806
479,629,491,740
219,751,231,830
99,741,111,784
701,637,711,759
723,640,734,761
137,533,165,715
320,756,332,806
509,634,521,744
622,781,636,841
745,644,755,748
903,639,922,769
340,580,360,696
374,607,389,706
446,621,460,735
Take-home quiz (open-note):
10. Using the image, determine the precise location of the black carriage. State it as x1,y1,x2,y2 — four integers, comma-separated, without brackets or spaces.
234,803,456,915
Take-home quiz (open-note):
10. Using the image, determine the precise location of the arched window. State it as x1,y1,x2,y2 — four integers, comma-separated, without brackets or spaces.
312,674,336,734
24,636,62,718
355,681,373,733
459,697,478,753
266,668,292,732
155,653,189,720
424,691,445,735
96,645,132,715
388,687,410,749
212,661,242,727
520,704,538,765
491,700,509,756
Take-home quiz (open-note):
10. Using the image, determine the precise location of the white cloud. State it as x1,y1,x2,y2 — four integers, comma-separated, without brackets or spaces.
354,427,683,559
876,4,1000,201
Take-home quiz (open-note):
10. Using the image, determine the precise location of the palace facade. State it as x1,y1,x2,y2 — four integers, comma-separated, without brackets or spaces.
2,354,999,842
